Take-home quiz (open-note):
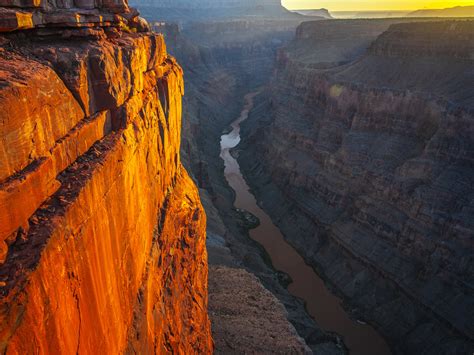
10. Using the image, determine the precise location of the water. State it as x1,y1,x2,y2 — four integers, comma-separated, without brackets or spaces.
219,92,391,355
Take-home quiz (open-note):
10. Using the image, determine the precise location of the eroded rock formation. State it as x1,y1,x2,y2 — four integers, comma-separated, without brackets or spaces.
0,1,212,353
239,20,474,353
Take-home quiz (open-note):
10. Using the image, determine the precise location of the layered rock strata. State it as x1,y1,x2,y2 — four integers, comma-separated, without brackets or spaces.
239,20,474,354
0,4,212,353
0,0,149,32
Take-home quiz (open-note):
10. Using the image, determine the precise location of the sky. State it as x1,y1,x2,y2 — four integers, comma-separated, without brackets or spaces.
281,0,474,11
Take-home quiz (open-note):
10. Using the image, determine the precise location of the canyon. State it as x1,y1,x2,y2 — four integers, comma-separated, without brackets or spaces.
1,0,473,352
137,3,474,353
239,19,474,354
0,0,212,353
149,15,345,354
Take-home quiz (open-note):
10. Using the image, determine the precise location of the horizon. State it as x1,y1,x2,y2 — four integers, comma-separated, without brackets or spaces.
281,0,474,11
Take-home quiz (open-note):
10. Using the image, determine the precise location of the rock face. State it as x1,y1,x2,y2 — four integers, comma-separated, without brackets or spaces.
0,0,141,32
0,2,212,353
239,20,474,354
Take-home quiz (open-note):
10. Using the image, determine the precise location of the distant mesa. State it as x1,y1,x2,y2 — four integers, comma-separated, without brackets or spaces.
129,0,297,21
292,8,333,19
130,0,282,9
331,10,411,18
329,6,474,19
408,5,474,17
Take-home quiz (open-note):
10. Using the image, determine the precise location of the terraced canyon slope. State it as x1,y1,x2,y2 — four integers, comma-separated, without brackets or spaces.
0,1,212,353
239,19,474,354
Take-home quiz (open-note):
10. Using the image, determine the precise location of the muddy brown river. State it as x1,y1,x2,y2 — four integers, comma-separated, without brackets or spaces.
220,92,391,355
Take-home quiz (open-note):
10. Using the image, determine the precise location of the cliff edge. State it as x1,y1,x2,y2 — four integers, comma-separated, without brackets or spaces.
0,0,212,353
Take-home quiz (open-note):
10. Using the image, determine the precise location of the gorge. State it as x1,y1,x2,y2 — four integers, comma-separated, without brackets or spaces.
138,4,474,354
220,91,390,355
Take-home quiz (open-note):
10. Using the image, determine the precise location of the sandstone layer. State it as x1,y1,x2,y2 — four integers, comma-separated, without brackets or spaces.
0,4,212,353
0,0,151,33
239,20,474,354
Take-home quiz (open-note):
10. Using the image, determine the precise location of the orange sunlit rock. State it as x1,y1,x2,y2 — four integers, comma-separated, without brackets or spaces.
0,7,212,352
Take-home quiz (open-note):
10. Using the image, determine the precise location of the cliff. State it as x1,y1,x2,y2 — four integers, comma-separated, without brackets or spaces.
239,20,474,353
0,1,212,353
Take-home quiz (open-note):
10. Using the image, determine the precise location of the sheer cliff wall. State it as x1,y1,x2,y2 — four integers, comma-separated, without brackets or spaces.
0,2,212,353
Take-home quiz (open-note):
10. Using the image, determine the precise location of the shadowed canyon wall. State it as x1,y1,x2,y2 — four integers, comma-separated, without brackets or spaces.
0,1,212,353
239,20,474,354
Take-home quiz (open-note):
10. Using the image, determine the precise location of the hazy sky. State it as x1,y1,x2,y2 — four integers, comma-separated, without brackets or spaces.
281,0,474,11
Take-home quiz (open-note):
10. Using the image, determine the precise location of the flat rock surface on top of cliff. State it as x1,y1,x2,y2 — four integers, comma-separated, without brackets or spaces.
0,0,149,32
209,265,311,354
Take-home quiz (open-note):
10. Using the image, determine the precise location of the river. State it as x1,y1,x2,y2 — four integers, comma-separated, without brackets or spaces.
219,92,391,355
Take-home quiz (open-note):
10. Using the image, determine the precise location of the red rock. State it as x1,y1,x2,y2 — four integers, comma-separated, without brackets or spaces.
0,0,151,32
0,19,212,355
0,8,33,31
0,0,41,8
